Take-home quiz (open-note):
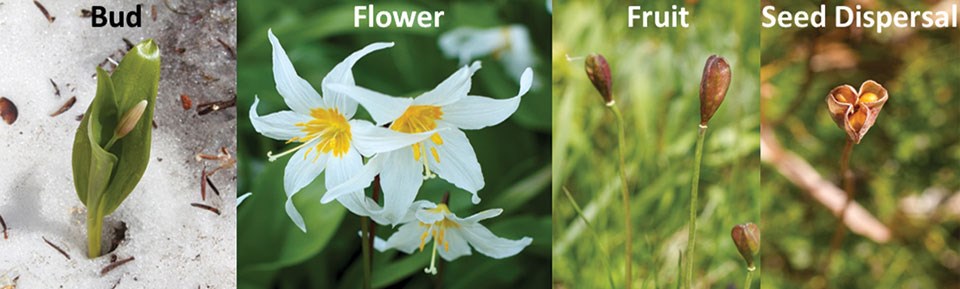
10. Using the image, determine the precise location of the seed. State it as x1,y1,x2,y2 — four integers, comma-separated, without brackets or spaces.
50,96,76,117
0,97,18,125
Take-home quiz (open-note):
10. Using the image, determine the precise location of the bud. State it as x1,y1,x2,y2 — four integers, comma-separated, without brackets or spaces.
584,53,614,106
115,100,148,139
731,222,760,271
699,55,731,126
825,80,888,144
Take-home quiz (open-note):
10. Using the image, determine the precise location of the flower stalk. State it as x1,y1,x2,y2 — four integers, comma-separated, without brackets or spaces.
686,55,731,288
585,53,632,289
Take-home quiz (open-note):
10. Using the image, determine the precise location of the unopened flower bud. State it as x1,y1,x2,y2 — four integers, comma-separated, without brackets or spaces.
825,80,888,143
731,222,760,271
699,55,731,126
115,100,148,139
584,53,614,106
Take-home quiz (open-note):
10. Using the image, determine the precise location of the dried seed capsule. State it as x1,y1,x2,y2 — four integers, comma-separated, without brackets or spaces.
731,222,760,271
699,55,731,126
0,97,18,125
584,53,614,106
825,80,888,143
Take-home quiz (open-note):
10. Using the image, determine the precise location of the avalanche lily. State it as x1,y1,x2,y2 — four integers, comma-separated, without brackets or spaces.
372,200,533,275
250,30,434,232
322,62,534,225
438,25,535,85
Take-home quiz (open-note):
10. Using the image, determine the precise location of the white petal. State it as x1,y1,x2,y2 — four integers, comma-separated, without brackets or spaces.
437,229,473,261
249,97,310,141
326,84,412,126
321,42,395,118
320,154,383,204
377,222,427,254
458,223,532,259
458,208,503,223
268,29,324,115
429,128,484,203
283,144,329,201
324,147,362,192
237,192,252,207
500,26,537,84
415,206,445,225
440,66,530,130
286,198,307,232
437,27,504,64
336,191,388,225
350,120,440,156
414,62,481,107
282,146,328,232
380,149,425,225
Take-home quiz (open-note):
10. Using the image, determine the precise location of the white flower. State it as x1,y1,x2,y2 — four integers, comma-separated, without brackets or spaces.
438,25,535,85
250,30,434,232
372,201,532,275
321,63,534,225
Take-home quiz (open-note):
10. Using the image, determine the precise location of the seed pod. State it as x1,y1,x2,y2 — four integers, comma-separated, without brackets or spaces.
0,97,17,125
584,53,614,106
825,80,888,143
731,222,760,271
699,55,731,126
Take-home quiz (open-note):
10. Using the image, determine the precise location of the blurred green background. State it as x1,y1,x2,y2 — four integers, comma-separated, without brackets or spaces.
552,0,761,288
236,0,552,288
761,1,960,288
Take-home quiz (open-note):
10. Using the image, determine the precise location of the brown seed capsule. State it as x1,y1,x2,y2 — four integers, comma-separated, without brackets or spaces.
825,80,888,144
0,97,18,125
584,53,614,106
731,222,760,271
699,55,731,126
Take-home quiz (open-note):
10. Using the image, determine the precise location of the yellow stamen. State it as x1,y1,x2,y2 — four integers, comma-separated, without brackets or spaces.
391,105,444,178
268,107,352,162
417,204,460,275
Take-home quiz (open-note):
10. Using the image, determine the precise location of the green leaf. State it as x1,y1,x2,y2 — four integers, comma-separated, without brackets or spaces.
101,39,161,215
72,68,120,207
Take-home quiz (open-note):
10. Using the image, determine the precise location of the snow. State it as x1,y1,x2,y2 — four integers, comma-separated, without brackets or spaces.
0,0,237,288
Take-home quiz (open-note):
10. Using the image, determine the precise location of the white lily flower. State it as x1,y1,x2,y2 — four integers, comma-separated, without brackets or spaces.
322,63,534,225
438,25,536,85
250,29,434,232
372,201,533,275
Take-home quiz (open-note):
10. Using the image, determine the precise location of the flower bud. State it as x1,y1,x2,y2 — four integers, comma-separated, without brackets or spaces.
825,80,888,143
584,53,614,106
731,222,760,271
699,55,731,126
115,100,148,139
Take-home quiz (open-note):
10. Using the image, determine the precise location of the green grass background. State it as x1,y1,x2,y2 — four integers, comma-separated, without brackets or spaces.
235,0,552,288
552,0,761,288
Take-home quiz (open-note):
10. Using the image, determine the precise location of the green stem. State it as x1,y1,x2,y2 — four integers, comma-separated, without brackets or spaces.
823,138,855,278
86,204,104,258
743,270,754,289
103,134,120,151
609,105,632,289
361,216,372,289
562,187,617,289
686,125,707,289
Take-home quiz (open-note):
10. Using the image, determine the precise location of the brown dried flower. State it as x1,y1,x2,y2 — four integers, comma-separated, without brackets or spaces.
825,80,888,143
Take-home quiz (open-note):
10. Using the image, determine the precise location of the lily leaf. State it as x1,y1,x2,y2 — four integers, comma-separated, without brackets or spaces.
73,68,119,207
101,39,161,215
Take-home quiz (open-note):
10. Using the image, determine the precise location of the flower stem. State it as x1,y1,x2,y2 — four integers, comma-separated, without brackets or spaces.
360,215,372,289
823,138,855,276
86,203,104,258
608,105,632,289
686,124,707,289
743,270,754,289
563,187,617,289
